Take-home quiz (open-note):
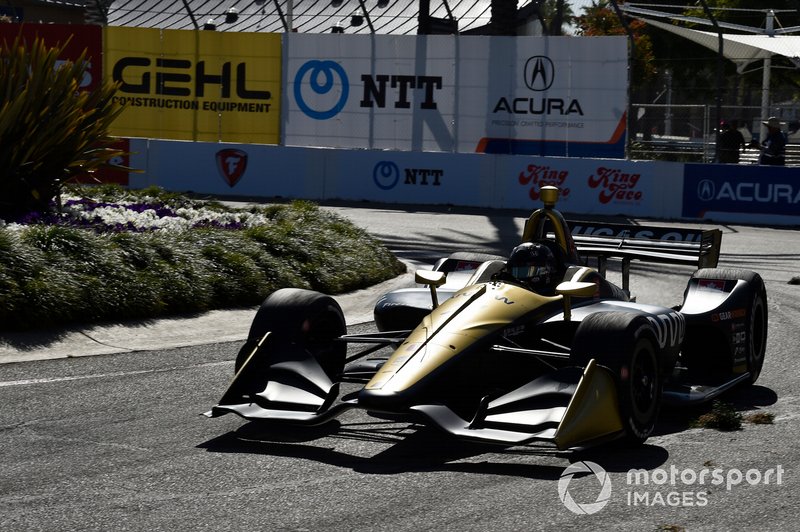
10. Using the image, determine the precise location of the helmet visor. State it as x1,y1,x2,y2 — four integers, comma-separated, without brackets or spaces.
510,264,550,280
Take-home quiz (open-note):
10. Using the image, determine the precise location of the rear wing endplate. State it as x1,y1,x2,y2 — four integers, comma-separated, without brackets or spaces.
564,220,722,292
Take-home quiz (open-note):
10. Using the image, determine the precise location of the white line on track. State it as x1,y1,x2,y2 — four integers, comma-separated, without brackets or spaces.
0,360,232,388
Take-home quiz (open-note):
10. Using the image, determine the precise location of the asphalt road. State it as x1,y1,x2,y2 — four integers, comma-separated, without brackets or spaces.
1,203,799,531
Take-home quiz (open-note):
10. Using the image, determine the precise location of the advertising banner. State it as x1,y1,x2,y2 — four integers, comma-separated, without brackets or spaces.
104,27,281,143
326,151,495,207
284,34,627,158
465,36,627,158
129,140,325,199
285,34,458,152
0,23,102,91
494,156,679,218
127,140,685,220
683,164,800,223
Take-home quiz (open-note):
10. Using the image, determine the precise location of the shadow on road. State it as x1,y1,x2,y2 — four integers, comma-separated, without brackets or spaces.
198,418,671,477
198,382,778,477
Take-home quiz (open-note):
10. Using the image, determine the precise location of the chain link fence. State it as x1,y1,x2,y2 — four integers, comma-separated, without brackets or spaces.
628,104,800,165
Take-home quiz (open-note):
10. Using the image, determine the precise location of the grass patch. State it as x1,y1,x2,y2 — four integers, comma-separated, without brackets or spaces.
691,400,743,431
0,188,406,331
744,411,775,425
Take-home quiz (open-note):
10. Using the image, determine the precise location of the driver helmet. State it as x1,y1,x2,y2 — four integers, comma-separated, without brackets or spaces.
506,242,557,293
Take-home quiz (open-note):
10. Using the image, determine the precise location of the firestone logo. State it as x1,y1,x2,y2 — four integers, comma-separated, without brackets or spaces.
588,167,643,204
519,164,570,202
216,149,248,187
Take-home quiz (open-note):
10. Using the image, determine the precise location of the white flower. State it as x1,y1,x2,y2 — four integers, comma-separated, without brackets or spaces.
56,195,275,232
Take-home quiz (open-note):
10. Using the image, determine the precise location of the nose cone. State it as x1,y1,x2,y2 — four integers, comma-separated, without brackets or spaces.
358,385,415,412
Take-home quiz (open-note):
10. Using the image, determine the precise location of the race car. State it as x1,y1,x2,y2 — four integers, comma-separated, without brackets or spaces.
206,186,767,450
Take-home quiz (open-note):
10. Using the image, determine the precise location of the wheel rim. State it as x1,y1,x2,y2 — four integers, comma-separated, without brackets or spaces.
749,293,767,376
306,308,346,377
630,344,658,420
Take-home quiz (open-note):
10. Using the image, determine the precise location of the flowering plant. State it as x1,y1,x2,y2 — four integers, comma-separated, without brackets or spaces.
0,186,405,331
1,186,274,233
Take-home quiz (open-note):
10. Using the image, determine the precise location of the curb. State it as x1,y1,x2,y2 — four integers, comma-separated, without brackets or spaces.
0,263,421,365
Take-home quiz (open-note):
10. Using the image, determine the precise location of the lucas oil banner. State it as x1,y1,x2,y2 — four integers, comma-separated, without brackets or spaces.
104,27,281,143
284,34,627,157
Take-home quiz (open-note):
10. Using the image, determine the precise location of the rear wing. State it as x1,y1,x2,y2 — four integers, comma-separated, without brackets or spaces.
564,220,723,292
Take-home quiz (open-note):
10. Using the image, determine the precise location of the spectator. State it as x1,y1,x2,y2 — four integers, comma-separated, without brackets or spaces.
756,116,786,166
718,120,746,163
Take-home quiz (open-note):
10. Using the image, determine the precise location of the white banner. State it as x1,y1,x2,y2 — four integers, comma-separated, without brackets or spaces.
284,34,627,157
284,34,458,152
463,36,628,157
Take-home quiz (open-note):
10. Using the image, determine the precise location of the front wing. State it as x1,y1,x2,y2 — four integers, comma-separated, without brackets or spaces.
205,332,626,451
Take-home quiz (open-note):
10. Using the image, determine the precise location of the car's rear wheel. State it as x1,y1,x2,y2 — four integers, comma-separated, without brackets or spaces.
234,288,346,381
571,312,662,445
691,268,768,384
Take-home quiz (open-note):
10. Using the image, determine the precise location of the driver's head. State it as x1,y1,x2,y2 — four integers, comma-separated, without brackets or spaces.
506,242,557,292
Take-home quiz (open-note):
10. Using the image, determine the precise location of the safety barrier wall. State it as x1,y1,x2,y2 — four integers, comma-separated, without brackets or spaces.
683,164,800,226
129,139,800,226
129,139,678,218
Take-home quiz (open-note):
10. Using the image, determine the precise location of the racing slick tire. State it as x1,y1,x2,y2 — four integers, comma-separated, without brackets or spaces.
234,288,346,381
571,312,663,445
691,268,768,385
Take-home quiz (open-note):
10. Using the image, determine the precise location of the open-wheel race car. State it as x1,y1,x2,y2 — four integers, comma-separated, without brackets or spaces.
206,186,768,450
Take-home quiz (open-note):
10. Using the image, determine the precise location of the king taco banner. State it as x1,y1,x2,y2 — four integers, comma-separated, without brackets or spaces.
104,27,281,143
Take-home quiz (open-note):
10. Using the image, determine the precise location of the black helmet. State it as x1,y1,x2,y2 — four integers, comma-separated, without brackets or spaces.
507,242,557,292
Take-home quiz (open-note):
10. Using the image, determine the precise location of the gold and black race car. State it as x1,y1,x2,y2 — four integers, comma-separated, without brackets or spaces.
206,186,767,450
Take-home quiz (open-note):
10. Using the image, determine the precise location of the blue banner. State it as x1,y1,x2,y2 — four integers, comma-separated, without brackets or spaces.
683,164,800,218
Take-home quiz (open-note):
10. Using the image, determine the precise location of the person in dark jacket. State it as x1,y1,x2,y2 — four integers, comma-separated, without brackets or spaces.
718,120,746,163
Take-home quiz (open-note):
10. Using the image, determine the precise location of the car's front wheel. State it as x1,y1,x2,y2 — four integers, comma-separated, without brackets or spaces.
571,312,663,445
235,288,346,381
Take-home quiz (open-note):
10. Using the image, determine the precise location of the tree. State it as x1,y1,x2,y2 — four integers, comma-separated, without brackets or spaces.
0,33,124,220
539,0,576,36
575,1,657,83
490,0,518,35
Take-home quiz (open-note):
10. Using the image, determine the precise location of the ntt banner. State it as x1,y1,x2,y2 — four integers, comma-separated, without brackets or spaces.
104,27,281,143
284,34,626,157
285,34,458,153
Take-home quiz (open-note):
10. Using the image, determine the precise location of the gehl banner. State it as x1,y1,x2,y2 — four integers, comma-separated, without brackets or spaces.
104,27,281,143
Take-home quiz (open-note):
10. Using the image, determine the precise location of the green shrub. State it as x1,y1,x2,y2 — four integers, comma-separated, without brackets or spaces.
0,199,406,330
0,33,124,219
691,400,743,431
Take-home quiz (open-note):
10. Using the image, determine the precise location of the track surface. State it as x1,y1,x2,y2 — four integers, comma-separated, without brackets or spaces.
1,204,799,531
